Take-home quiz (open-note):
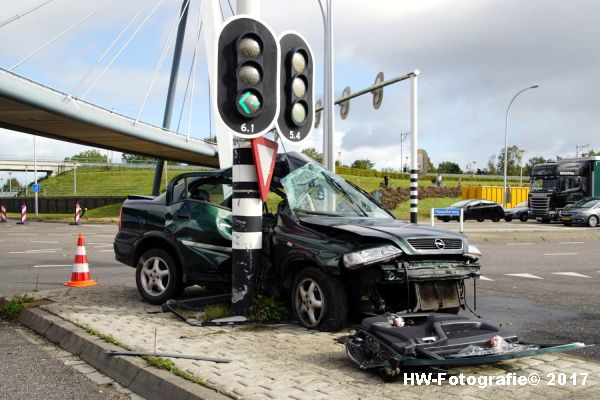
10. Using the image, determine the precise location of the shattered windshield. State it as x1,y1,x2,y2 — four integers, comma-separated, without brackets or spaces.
281,163,393,219
531,177,557,192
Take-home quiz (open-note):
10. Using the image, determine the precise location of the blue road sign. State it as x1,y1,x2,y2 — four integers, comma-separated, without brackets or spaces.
433,208,461,217
32,184,40,193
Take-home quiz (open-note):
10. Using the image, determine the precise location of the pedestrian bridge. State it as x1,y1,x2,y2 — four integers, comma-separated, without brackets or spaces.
0,69,219,168
0,159,78,176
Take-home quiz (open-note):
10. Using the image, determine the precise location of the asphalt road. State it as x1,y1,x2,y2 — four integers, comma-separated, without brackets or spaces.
1,219,599,362
0,220,129,296
0,320,128,400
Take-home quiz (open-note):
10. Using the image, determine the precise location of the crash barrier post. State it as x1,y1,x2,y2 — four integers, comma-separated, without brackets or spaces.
0,204,6,222
70,202,81,225
64,233,97,287
16,203,27,224
431,208,464,233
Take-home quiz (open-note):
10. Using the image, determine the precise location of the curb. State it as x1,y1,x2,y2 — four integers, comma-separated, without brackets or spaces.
14,306,230,400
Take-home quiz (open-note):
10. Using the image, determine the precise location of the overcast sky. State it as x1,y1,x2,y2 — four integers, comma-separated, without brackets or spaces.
1,0,600,185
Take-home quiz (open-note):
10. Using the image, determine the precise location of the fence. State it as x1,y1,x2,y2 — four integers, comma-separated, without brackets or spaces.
2,196,126,214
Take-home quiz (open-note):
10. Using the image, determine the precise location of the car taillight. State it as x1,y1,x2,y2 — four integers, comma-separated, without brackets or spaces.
118,206,123,230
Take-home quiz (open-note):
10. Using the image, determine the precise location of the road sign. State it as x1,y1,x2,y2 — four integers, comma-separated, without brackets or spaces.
433,208,461,216
215,16,280,138
251,137,278,202
32,184,41,193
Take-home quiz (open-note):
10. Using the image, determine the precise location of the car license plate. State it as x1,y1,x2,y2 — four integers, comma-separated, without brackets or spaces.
561,216,570,221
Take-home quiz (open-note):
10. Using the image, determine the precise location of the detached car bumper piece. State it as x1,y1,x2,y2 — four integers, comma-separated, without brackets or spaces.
346,313,585,380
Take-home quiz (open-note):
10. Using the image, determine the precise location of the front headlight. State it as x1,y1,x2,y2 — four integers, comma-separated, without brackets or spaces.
465,244,482,261
343,245,402,270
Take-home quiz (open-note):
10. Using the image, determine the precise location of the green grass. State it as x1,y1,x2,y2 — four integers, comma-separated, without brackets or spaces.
202,304,232,321
0,294,35,320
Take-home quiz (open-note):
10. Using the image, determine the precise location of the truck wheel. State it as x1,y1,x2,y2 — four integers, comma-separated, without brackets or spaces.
492,218,500,222
504,216,513,222
588,215,599,227
292,267,347,331
519,213,528,222
136,249,182,305
477,218,484,222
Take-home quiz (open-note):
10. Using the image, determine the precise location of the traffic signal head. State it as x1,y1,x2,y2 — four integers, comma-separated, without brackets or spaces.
276,31,314,142
215,16,280,138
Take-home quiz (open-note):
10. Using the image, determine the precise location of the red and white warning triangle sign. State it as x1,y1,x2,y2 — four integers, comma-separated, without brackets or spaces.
251,137,278,202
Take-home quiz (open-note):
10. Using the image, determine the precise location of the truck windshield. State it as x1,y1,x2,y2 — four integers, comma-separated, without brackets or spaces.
282,162,393,219
531,177,557,192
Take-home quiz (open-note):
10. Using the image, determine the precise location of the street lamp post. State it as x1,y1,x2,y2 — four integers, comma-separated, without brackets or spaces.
8,172,12,193
400,131,410,173
503,84,539,208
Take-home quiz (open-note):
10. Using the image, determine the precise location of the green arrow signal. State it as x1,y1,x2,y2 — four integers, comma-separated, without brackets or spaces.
238,91,261,116
238,92,251,114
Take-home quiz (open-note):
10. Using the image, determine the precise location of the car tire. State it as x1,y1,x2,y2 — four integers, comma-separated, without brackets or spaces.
588,215,599,227
504,216,513,222
519,213,528,222
492,218,500,222
292,266,347,331
136,249,182,305
477,218,484,222
442,217,450,222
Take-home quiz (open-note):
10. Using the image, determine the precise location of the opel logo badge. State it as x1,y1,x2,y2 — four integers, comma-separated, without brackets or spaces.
434,239,445,249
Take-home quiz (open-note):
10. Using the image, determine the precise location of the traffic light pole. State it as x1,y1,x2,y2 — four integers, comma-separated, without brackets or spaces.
410,70,420,224
323,0,335,172
231,0,263,316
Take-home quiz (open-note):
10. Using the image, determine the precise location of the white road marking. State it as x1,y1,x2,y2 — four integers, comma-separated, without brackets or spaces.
552,272,592,278
505,243,532,246
544,253,578,256
33,264,72,268
6,233,36,236
558,241,585,245
479,276,494,281
505,273,544,279
88,242,112,245
95,234,115,237
10,250,58,254
30,240,60,244
100,249,114,252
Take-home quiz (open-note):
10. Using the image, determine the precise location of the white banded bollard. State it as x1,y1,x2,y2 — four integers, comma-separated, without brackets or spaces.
70,202,81,225
0,204,6,223
16,203,27,224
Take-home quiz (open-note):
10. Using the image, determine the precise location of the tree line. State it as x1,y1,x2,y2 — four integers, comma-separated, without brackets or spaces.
301,147,600,175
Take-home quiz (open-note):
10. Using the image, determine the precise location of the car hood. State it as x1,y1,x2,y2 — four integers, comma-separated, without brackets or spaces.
562,207,591,214
298,216,467,255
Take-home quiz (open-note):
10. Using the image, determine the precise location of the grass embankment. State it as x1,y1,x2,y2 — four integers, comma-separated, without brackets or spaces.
19,165,509,221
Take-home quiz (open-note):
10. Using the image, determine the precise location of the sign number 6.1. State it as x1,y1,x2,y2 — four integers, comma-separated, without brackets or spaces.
241,123,255,133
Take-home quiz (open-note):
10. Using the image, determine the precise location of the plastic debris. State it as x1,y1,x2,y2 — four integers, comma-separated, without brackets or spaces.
455,335,539,358
386,314,405,327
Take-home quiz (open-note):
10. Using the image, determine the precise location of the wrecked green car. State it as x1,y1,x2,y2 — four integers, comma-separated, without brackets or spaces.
115,152,481,331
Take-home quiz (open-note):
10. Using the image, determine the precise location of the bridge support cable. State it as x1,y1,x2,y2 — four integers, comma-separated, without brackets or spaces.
152,0,190,196
136,0,190,124
70,0,153,97
81,0,166,100
9,0,115,71
0,0,55,30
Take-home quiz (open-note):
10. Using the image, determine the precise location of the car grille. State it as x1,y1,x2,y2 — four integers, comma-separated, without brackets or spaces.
407,238,463,251
530,195,550,217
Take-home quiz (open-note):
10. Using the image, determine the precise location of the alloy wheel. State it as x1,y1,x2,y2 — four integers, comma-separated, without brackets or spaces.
295,277,324,327
140,256,170,296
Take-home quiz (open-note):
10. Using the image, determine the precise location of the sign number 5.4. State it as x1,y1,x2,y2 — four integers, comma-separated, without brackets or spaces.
241,123,255,133
289,131,300,140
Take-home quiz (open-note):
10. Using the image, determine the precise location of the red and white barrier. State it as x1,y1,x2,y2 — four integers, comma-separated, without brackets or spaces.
0,204,6,223
16,203,27,224
64,233,97,287
70,202,81,225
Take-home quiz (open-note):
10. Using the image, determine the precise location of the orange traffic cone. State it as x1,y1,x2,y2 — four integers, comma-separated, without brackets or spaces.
64,233,97,287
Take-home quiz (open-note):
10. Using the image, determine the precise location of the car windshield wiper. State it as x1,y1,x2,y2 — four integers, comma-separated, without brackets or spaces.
321,173,367,217
295,210,345,217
